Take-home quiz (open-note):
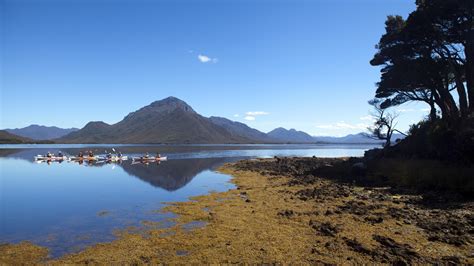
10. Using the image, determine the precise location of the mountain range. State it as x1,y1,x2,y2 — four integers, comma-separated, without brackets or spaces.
0,130,33,144
2,97,402,144
58,97,254,143
0,130,53,144
5,125,78,140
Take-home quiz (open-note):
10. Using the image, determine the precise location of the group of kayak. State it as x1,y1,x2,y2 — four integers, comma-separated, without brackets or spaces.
34,151,167,164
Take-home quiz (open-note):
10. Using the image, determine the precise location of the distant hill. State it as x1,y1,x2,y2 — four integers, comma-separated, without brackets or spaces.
267,127,316,143
5,125,78,140
52,96,407,144
313,132,405,144
209,116,277,143
0,130,34,144
59,97,254,144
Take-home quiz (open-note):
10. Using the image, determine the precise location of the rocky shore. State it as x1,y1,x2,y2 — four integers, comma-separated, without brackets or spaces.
234,157,474,263
1,157,473,264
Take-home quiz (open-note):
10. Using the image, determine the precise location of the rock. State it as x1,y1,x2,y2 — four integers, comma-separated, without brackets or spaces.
277,210,294,217
324,241,338,251
310,220,340,237
372,235,419,262
365,215,384,224
344,237,372,255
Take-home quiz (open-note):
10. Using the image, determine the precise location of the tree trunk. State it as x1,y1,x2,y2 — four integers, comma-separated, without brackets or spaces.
454,71,469,117
465,6,474,113
432,89,448,119
385,129,392,148
437,86,459,121
429,94,437,120
465,31,474,113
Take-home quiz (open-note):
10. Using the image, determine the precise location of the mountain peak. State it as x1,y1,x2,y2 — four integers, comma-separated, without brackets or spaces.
267,127,315,143
122,96,195,122
84,121,110,127
270,127,287,132
147,97,195,113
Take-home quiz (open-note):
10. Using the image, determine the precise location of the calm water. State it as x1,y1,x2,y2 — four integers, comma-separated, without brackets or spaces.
0,144,378,257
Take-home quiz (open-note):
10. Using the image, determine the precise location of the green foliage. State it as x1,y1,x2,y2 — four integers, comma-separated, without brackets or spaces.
385,117,474,164
367,158,474,195
371,0,473,120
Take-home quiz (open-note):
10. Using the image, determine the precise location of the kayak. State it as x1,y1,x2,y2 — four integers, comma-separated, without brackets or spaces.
103,156,128,162
132,156,167,162
69,156,104,161
34,155,68,161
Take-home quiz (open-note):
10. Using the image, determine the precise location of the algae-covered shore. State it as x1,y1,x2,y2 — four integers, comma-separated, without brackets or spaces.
1,157,473,264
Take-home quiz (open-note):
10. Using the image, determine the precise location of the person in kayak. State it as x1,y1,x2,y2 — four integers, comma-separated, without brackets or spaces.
156,153,161,159
78,151,84,158
58,151,63,157
106,152,112,160
143,152,149,159
118,151,123,158
46,152,52,158
88,150,94,157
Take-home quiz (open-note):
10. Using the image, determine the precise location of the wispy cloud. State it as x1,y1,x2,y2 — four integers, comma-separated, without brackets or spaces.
233,114,240,117
315,121,370,130
242,111,270,121
198,54,218,63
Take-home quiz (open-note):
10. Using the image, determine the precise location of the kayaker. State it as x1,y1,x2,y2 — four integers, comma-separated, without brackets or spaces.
58,151,63,157
88,150,94,157
144,152,149,159
78,151,84,158
106,152,112,159
156,153,161,159
118,151,122,158
46,152,52,158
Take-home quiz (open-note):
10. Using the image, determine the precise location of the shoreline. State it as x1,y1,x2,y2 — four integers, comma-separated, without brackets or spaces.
1,157,473,263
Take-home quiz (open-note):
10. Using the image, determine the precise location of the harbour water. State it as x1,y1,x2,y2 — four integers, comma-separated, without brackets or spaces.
0,144,378,257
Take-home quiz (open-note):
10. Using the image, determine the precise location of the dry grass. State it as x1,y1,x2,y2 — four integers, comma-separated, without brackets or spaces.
1,163,472,264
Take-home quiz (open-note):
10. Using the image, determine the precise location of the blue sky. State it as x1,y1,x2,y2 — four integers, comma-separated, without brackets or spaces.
1,0,428,136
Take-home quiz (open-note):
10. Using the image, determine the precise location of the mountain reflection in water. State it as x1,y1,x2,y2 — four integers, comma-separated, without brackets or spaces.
0,148,240,191
121,158,235,191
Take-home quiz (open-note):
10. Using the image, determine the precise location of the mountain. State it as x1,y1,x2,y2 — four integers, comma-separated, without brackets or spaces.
58,97,254,144
313,132,405,144
5,125,78,140
55,96,406,144
267,127,316,143
209,116,277,143
58,121,113,143
0,130,33,144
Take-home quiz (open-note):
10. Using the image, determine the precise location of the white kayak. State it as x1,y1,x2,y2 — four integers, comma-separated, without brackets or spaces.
132,156,167,162
103,156,128,162
68,156,105,161
34,155,68,161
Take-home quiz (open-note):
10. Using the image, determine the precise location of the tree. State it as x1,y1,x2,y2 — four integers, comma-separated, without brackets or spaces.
371,0,474,122
414,0,473,114
367,99,401,148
